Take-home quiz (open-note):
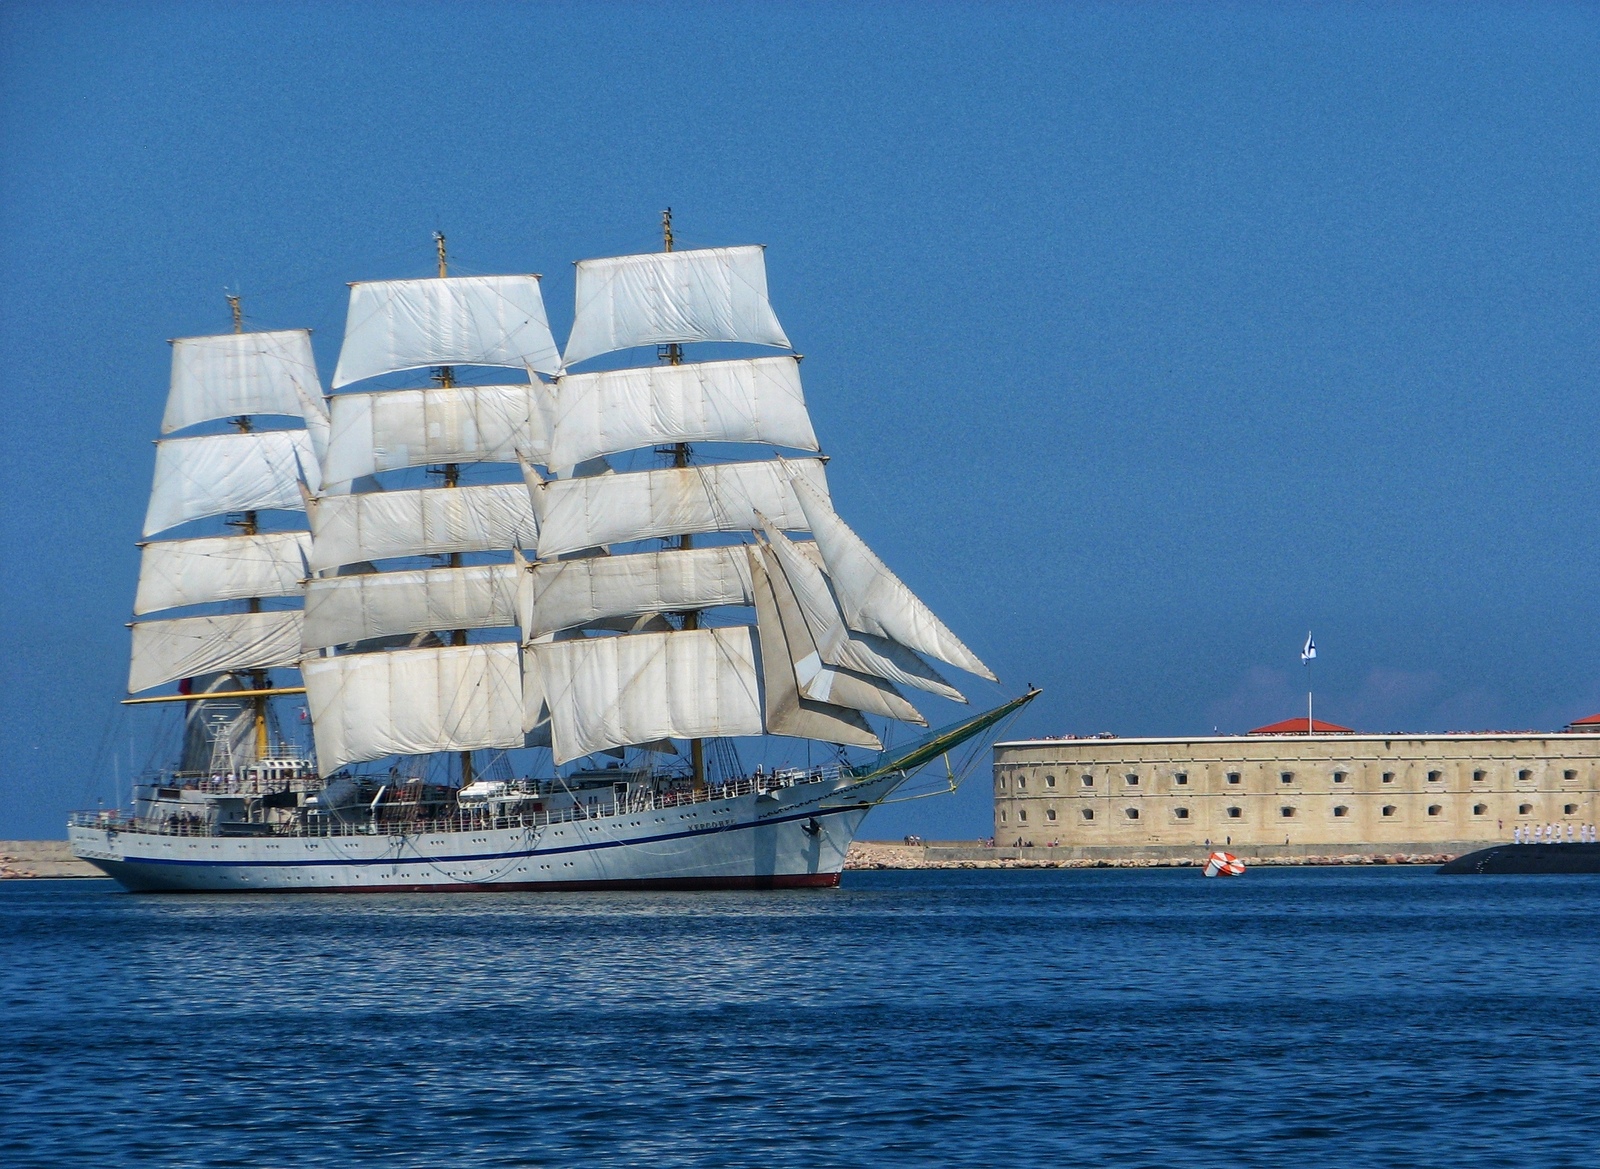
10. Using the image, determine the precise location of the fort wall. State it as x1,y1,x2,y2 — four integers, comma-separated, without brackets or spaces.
992,733,1600,849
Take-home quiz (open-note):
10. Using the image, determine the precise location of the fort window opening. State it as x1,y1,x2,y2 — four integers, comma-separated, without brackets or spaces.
1018,810,1027,822
1382,805,1396,817
1519,803,1533,815
1280,806,1295,818
1046,808,1058,822
1045,774,1057,788
1427,805,1442,817
1125,807,1140,820
1382,772,1395,784
1280,772,1294,785
999,810,1007,822
1175,772,1189,785
1473,804,1488,816
1473,770,1486,782
1125,774,1139,786
1333,771,1347,784
1227,772,1241,785
1427,771,1442,783
1082,809,1095,821
1227,807,1242,819
1565,770,1578,783
1081,774,1094,787
1565,804,1578,815
1518,770,1533,782
1174,807,1190,819
1017,776,1026,790
1333,805,1349,817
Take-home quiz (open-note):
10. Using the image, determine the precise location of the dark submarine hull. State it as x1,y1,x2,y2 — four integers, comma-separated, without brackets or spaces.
1438,843,1600,875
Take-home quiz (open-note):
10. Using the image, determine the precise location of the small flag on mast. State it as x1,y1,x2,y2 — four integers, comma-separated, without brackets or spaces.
1301,633,1316,664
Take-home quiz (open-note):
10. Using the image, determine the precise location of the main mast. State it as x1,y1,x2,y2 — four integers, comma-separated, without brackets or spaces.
659,208,706,793
227,292,273,762
432,232,473,789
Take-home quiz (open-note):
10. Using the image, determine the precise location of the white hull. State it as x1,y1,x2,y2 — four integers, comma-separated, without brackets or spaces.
69,770,901,893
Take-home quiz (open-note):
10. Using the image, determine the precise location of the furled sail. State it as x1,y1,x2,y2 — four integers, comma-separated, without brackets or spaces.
756,542,924,725
128,610,303,693
301,642,525,774
518,545,758,640
303,564,520,649
530,458,828,560
307,482,537,571
323,383,553,484
144,430,320,537
549,357,818,468
134,532,311,616
789,472,997,681
332,275,561,388
563,246,791,368
164,329,329,437
747,548,880,749
530,627,765,764
755,519,965,702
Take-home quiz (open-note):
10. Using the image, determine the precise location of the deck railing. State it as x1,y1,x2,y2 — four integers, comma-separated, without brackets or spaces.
70,764,853,841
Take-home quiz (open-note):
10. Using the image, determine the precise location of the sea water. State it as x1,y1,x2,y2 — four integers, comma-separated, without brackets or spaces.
2,867,1597,1168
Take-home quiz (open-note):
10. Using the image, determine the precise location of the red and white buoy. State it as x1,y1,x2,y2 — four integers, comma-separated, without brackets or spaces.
1203,850,1246,877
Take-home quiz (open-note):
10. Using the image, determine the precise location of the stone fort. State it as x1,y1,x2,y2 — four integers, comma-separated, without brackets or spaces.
993,713,1600,852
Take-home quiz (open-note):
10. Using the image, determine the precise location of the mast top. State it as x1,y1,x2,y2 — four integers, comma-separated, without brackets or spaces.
227,293,242,334
435,231,448,278
662,208,673,253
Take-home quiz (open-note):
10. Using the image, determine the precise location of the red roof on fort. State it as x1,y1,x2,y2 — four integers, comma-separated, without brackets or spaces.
1248,717,1354,735
1571,712,1600,728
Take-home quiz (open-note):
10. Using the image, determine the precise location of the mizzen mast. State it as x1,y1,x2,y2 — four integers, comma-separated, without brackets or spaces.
225,293,273,759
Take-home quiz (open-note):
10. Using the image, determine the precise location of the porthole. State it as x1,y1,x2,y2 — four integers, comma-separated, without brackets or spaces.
1227,806,1242,819
1125,807,1139,820
1333,805,1349,818
1382,805,1396,817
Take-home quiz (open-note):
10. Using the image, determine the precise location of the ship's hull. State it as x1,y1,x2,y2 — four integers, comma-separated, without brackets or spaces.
1437,842,1600,875
69,770,901,893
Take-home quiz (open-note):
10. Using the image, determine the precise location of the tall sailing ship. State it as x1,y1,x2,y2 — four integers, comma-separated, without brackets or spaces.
70,217,1035,891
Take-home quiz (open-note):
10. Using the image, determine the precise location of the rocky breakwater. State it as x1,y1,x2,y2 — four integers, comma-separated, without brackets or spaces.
845,840,1465,870
0,841,101,879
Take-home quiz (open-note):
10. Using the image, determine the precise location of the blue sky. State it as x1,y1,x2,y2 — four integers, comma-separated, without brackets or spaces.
2,2,1596,840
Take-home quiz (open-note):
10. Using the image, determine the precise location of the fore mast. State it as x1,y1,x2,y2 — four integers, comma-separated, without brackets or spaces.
659,209,706,793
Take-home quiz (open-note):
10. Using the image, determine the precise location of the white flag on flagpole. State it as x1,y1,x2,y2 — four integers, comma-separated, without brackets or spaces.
1301,633,1316,664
